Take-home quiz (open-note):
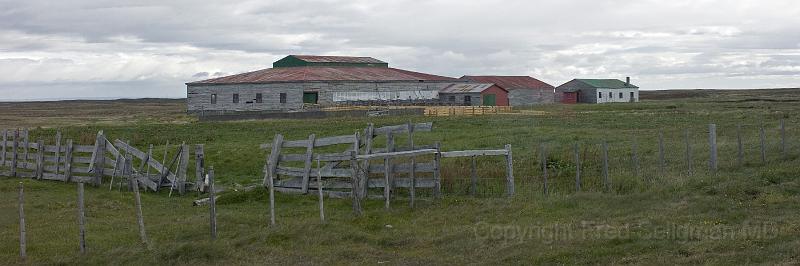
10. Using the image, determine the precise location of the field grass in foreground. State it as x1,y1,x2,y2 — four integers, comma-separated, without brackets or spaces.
1,89,799,264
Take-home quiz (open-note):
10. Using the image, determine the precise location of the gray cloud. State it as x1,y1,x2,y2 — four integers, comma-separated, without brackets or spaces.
0,0,799,100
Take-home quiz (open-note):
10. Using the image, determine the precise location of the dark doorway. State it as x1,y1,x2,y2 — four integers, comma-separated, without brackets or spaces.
303,92,319,104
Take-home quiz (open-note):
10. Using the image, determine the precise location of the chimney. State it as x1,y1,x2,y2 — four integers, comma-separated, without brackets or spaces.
625,77,631,86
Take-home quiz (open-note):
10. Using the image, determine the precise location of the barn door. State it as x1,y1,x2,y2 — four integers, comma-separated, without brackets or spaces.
482,94,496,106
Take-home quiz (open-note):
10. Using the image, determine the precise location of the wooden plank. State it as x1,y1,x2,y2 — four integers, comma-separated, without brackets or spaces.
276,166,351,178
208,166,217,239
439,149,508,158
131,177,149,247
407,122,416,209
373,122,433,135
72,166,92,173
504,144,513,197
316,157,325,224
22,129,29,170
11,129,18,177
114,140,178,182
301,134,316,194
72,157,93,164
368,162,435,174
349,150,362,215
194,144,205,193
278,154,306,162
709,124,718,172
178,143,189,195
315,152,352,162
54,131,62,176
64,140,73,182
359,124,374,201
384,131,394,210
73,145,95,154
105,139,120,159
36,140,44,179
41,173,63,181
94,134,107,185
281,139,309,148
356,149,437,160
1,130,6,166
314,134,356,147
264,134,283,187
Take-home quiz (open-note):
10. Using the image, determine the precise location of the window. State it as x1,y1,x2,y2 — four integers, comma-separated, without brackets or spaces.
233,93,239,103
448,96,456,102
279,93,287,103
598,92,602,98
609,92,613,98
630,92,635,99
464,95,472,105
619,92,623,98
211,94,217,104
303,92,318,104
256,93,263,103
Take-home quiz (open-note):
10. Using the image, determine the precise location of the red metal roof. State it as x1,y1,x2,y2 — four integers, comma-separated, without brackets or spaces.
460,76,554,90
292,55,387,64
188,67,458,84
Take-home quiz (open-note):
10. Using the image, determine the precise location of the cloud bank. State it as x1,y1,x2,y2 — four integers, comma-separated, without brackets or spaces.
1,0,798,100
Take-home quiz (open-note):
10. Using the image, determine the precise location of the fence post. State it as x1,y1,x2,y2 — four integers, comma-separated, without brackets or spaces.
1,129,6,167
77,182,86,254
194,144,205,194
93,132,106,186
36,140,44,179
470,156,478,196
632,138,640,180
658,130,665,176
434,142,442,199
317,157,325,224
574,143,581,192
22,129,29,171
780,119,786,160
760,125,766,163
505,144,514,197
709,124,718,173
602,142,610,192
407,122,416,209
301,134,316,194
65,140,74,182
737,125,744,167
541,143,548,196
11,129,18,177
54,131,62,177
18,182,26,259
178,143,189,195
208,166,217,239
349,151,363,216
684,128,692,177
131,177,149,248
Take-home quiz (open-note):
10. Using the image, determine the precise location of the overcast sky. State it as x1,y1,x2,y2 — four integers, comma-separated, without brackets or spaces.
1,0,799,100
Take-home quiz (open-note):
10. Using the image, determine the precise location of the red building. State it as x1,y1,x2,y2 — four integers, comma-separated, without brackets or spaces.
439,83,509,106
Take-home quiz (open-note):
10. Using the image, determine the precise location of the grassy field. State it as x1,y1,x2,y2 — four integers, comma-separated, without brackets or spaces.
1,89,799,265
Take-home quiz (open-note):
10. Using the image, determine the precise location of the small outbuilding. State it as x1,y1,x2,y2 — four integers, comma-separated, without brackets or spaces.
439,83,508,106
556,77,640,104
459,76,555,106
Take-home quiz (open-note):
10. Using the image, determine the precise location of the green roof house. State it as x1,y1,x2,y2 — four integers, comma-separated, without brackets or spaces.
555,77,639,104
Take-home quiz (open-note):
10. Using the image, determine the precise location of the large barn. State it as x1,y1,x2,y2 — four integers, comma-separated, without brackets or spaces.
555,78,640,104
459,76,555,106
186,55,460,114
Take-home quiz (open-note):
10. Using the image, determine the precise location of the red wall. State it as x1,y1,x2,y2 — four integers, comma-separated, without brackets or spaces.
560,92,578,104
481,85,509,106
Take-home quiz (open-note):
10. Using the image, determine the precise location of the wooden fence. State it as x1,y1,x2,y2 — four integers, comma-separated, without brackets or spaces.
424,106,514,117
0,129,205,195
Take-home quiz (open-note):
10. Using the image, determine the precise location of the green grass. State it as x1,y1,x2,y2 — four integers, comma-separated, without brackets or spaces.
1,91,800,265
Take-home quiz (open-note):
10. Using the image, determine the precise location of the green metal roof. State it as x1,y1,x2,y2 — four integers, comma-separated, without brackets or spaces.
576,79,639,89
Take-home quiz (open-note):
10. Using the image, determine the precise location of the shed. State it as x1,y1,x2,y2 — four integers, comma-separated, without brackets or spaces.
459,76,554,106
439,83,508,106
555,77,639,104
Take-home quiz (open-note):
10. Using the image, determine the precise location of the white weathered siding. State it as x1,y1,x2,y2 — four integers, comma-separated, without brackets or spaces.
595,88,639,103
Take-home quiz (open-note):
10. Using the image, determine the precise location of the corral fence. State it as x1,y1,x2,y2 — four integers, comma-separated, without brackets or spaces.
423,106,514,117
0,129,209,195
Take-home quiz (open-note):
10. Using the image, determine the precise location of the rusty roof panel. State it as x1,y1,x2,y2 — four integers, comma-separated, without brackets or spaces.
439,83,496,93
188,67,458,84
460,76,554,90
292,55,387,64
